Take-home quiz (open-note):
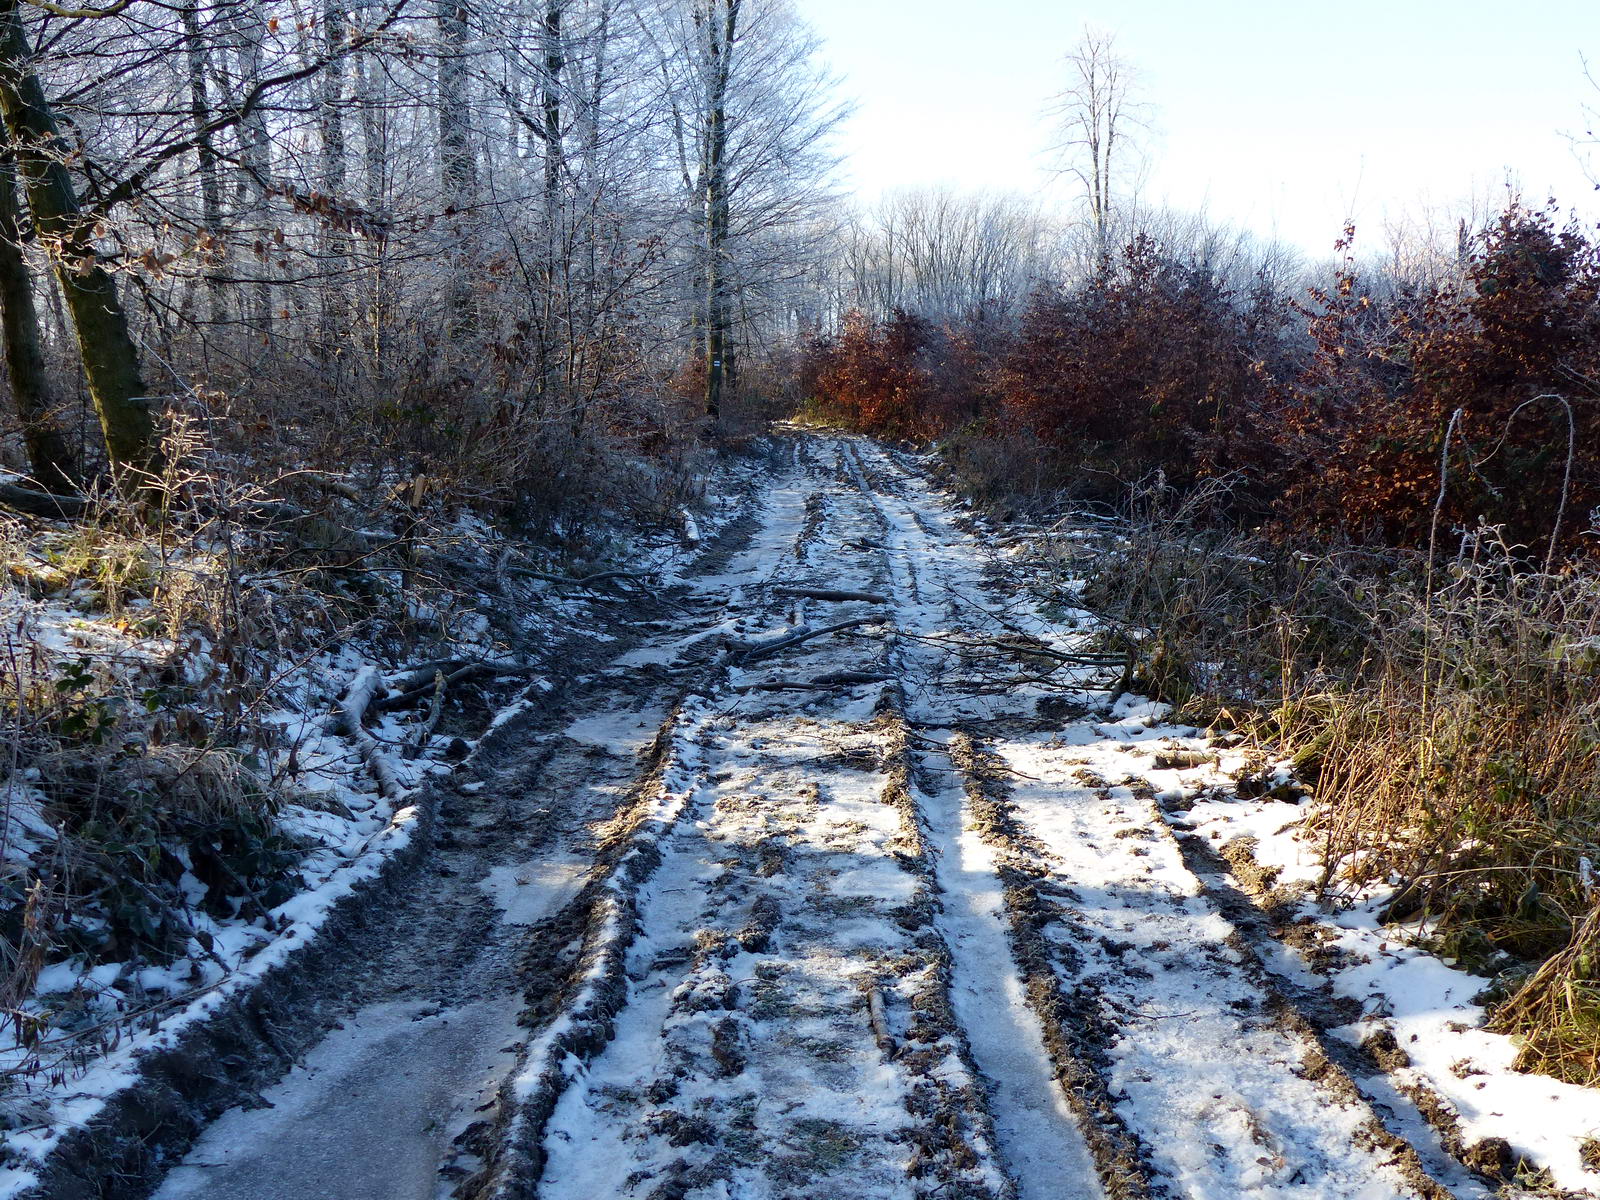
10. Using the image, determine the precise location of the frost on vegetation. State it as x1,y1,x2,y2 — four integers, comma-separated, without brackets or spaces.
0,446,747,1181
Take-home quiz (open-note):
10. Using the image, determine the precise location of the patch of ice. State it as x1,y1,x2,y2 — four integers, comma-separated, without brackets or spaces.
478,859,589,926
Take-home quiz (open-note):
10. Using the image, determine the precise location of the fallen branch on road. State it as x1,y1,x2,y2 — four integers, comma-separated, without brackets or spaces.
897,628,1127,668
865,984,895,1055
505,567,650,591
770,586,889,604
726,616,888,664
737,671,893,693
987,637,1127,666
379,659,539,710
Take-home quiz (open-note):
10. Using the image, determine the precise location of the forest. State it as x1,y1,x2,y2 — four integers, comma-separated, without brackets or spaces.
2,2,1600,1197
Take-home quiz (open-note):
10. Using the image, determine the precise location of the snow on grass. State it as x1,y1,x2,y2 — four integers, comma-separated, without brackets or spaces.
1185,786,1600,1193
848,438,1469,1196
995,735,1417,1199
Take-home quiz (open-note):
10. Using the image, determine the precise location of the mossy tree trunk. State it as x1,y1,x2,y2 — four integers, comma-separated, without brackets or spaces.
0,0,160,480
0,147,76,490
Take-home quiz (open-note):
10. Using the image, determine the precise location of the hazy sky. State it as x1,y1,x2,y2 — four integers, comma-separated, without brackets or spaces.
801,0,1600,258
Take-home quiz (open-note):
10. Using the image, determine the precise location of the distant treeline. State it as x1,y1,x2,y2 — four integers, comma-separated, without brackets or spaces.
801,202,1600,559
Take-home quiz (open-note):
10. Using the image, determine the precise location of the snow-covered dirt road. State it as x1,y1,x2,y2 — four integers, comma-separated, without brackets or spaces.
132,436,1541,1200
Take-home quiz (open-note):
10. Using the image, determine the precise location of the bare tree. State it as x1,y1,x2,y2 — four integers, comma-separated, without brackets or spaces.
656,0,844,423
0,0,158,479
1575,53,1599,188
1046,27,1149,265
839,188,1058,321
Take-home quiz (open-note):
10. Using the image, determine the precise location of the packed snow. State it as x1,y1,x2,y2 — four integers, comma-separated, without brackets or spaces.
10,435,1599,1199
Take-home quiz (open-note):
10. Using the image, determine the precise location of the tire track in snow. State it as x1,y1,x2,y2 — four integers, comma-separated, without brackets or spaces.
1162,825,1494,1199
944,730,1163,1200
952,729,1443,1200
515,448,1017,1198
845,446,1117,1200
465,697,709,1200
870,690,1044,1200
466,462,857,1198
905,725,1111,1200
849,441,1155,1198
850,438,1459,1200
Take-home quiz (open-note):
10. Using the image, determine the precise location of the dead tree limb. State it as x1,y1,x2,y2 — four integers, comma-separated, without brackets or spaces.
379,660,539,710
897,628,1126,668
865,984,895,1055
770,586,888,604
737,671,892,693
388,657,469,691
505,567,649,590
0,480,86,517
408,669,446,757
333,665,404,801
991,645,1127,667
727,617,887,664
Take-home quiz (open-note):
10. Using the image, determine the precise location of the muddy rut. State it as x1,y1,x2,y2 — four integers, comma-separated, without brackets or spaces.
136,436,1506,1200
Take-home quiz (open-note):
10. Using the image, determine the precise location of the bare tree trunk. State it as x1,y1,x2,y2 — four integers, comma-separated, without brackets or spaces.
701,0,739,424
435,0,478,338
318,0,348,354
231,6,272,342
0,148,74,489
537,0,563,418
0,0,159,479
355,43,391,364
541,2,563,204
182,0,226,328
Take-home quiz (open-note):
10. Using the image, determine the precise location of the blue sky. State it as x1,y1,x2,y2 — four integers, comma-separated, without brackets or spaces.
801,0,1600,257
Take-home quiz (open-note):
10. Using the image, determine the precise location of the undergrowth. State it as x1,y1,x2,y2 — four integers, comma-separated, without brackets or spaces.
1033,473,1600,1087
0,407,710,1089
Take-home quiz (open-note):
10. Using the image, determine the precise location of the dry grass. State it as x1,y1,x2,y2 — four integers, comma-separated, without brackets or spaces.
1,389,718,1079
1490,909,1600,1084
1065,476,1600,1085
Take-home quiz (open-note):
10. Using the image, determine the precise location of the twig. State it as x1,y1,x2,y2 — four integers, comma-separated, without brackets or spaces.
865,984,895,1055
736,671,892,693
727,617,888,664
0,978,232,1076
770,586,889,604
505,567,649,590
413,669,446,752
